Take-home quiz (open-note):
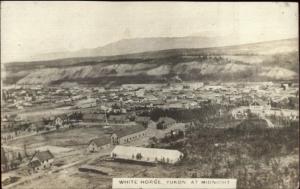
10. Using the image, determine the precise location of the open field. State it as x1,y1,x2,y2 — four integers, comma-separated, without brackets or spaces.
5,105,102,122
7,126,108,149
35,145,73,154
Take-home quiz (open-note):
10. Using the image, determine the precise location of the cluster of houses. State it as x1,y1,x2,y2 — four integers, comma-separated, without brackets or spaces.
87,117,183,152
1,81,298,173
1,146,54,173
85,116,189,166
3,82,298,112
88,124,147,152
89,128,185,165
1,114,184,174
232,100,299,121
2,85,67,110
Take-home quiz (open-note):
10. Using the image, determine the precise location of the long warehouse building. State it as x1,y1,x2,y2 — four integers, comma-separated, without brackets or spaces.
111,145,183,164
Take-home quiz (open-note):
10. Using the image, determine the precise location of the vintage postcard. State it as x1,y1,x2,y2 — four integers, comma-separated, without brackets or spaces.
1,2,299,189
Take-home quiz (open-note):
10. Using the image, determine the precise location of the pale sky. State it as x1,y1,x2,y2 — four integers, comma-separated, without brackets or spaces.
1,2,298,63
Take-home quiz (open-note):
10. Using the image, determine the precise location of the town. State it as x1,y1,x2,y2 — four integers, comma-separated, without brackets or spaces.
1,81,299,188
2,2,299,189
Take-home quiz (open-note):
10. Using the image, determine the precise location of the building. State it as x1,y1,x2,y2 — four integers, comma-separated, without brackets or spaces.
24,96,33,102
135,89,145,97
168,123,187,134
121,84,165,90
281,83,291,90
279,109,299,120
183,82,204,90
231,106,249,119
264,109,299,120
145,95,158,101
165,129,185,139
71,95,86,101
75,98,97,109
111,125,147,145
111,145,183,164
249,100,271,118
54,117,64,126
88,137,111,152
204,85,224,91
26,123,41,132
54,115,69,127
3,114,23,122
163,123,187,139
170,84,184,90
28,150,54,171
157,117,176,129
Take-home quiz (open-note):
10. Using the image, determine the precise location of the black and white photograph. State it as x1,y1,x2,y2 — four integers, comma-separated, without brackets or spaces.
1,2,299,189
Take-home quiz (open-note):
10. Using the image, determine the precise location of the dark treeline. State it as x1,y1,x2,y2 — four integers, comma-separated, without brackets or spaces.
139,105,221,122
157,119,299,189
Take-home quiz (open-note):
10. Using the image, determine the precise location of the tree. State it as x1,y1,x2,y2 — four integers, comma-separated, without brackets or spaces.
42,117,52,126
23,144,28,157
1,149,8,172
136,153,142,160
18,152,22,162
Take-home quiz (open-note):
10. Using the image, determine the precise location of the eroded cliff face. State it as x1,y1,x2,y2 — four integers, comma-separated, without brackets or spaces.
3,39,298,86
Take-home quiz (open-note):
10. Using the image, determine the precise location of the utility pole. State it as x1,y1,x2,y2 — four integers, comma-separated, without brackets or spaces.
23,143,28,157
104,103,109,126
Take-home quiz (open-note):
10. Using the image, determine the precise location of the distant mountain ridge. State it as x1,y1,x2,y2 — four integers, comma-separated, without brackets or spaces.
30,35,276,61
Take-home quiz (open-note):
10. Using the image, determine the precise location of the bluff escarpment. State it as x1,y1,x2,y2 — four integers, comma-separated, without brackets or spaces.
3,38,298,86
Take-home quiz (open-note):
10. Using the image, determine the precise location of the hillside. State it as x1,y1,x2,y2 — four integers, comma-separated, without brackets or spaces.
3,38,299,86
28,35,240,61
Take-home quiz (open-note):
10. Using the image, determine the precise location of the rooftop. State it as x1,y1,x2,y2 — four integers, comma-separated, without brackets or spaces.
112,145,183,160
31,150,54,162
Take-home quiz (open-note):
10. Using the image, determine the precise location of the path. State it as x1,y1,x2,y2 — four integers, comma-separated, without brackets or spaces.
260,116,275,128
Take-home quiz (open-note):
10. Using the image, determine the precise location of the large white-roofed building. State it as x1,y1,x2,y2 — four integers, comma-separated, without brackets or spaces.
111,145,183,164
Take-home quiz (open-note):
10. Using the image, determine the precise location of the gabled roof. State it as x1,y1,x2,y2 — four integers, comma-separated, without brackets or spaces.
3,114,22,122
31,150,54,162
251,99,269,106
